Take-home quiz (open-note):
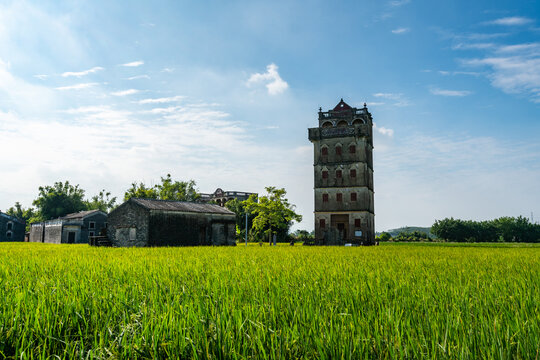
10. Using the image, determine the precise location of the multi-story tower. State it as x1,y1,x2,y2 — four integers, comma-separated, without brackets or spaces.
308,99,374,245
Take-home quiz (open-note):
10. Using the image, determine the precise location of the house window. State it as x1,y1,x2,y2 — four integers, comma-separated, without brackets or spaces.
355,219,361,227
322,171,328,179
319,219,326,228
349,145,356,154
6,231,12,239
322,194,329,202
7,222,13,231
335,146,342,156
336,170,342,178
321,147,328,156
351,193,357,201
350,169,356,178
129,228,137,241
89,222,95,229
336,193,343,202
89,231,95,237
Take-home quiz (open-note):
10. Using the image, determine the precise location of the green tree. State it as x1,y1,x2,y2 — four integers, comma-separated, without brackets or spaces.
157,174,200,201
244,187,302,243
32,181,87,220
86,190,117,212
377,232,392,242
225,198,255,242
124,175,199,202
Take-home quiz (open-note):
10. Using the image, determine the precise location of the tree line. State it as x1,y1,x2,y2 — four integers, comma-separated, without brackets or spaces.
4,177,305,242
378,217,540,243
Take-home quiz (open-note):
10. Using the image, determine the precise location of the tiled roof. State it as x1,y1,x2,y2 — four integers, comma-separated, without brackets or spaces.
130,198,235,215
62,209,105,220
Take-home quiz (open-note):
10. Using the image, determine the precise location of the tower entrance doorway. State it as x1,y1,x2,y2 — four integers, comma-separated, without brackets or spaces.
331,214,349,242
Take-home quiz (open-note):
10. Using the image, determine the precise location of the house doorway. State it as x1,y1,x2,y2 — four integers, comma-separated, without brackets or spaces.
68,232,76,244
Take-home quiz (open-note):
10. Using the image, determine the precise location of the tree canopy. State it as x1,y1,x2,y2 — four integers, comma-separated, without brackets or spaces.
85,190,117,213
244,186,302,242
32,181,87,220
124,174,199,202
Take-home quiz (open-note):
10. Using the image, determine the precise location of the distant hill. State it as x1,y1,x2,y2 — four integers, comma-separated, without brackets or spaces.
383,226,434,238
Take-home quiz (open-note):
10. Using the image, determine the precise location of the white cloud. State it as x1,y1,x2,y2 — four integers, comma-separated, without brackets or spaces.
464,49,540,102
389,0,410,7
452,42,495,50
120,60,144,67
126,75,150,80
247,63,289,95
34,74,49,80
374,123,394,137
55,82,99,91
430,88,472,96
137,95,184,104
111,89,139,96
61,66,104,77
373,92,410,106
161,68,174,73
391,27,410,34
486,17,533,26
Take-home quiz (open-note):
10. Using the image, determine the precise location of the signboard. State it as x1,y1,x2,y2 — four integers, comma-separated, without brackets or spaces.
354,230,362,237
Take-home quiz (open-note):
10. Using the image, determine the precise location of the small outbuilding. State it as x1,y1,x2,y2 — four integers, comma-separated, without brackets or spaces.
0,212,25,242
29,209,107,244
107,198,236,247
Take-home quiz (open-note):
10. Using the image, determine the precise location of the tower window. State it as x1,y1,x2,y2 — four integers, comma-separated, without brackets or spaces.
351,193,357,201
355,219,361,227
319,219,326,228
335,146,342,156
321,147,328,156
337,120,347,127
322,194,329,202
336,170,342,178
349,145,356,154
350,169,356,178
322,171,328,179
336,193,343,202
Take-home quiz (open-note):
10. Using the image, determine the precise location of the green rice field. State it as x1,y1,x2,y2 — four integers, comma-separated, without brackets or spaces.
0,243,538,359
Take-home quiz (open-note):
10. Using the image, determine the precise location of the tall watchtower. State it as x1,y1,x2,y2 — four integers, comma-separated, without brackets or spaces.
308,99,374,245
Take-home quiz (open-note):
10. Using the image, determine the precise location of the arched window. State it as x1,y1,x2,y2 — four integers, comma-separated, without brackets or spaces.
322,194,329,202
322,170,328,179
335,145,342,156
321,146,328,156
355,219,361,227
319,219,326,228
349,145,356,154
336,193,343,202
322,121,333,128
336,170,342,178
350,169,356,178
353,119,365,126
351,193,357,201
337,120,348,127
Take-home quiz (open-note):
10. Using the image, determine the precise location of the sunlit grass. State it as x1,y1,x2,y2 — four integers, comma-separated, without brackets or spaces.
0,243,538,359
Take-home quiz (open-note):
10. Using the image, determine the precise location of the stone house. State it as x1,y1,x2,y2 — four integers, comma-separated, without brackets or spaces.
0,212,25,242
107,198,236,247
308,99,375,245
199,188,257,207
29,210,107,244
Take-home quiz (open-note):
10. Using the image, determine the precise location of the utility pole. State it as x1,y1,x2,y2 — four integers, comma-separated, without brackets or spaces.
245,212,248,247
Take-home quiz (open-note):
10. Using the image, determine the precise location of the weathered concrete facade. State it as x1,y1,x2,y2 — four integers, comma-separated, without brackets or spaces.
0,212,25,242
107,198,236,247
308,99,375,245
29,210,107,244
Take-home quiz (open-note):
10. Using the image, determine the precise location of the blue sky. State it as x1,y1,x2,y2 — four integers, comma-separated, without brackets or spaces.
1,0,539,231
